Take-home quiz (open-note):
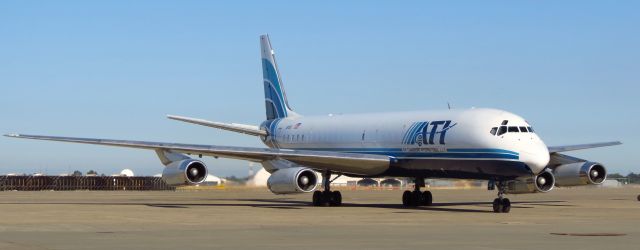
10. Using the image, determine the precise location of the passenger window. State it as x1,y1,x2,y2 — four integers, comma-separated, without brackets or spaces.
508,126,519,133
497,126,507,136
519,126,527,132
490,127,497,135
527,127,534,132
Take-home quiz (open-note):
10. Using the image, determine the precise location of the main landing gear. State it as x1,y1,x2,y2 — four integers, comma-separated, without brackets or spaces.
312,171,342,206
492,181,511,213
402,177,433,207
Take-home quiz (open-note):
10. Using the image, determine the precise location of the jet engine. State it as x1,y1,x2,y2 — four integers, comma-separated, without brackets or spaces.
162,159,208,186
552,162,606,186
505,170,555,194
267,167,318,194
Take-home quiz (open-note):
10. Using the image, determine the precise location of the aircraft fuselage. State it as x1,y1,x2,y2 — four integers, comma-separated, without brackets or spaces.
260,108,550,180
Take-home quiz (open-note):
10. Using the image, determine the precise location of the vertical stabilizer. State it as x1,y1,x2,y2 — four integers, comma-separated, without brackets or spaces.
260,34,298,120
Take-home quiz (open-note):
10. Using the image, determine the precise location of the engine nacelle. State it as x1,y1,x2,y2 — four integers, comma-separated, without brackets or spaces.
267,167,318,194
505,170,555,194
553,162,607,186
162,159,208,186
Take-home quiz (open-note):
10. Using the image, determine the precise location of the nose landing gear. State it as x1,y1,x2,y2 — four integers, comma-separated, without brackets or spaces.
492,181,511,213
402,177,433,207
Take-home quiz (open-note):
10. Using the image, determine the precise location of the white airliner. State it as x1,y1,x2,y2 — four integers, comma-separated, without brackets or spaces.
6,35,622,213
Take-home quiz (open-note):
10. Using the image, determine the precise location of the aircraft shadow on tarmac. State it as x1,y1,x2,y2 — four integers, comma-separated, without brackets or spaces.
0,199,572,213
146,198,573,213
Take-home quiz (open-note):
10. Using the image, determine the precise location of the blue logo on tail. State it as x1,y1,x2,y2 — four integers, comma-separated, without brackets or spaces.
263,59,290,120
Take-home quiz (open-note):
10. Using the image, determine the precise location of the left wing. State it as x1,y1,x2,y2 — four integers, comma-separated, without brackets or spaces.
547,141,622,153
4,134,390,176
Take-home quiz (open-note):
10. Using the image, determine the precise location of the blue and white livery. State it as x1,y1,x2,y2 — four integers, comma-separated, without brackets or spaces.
5,35,622,213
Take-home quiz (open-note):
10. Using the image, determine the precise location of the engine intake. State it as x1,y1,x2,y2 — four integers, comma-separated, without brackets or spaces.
162,159,208,186
505,170,555,194
534,171,555,192
267,167,318,194
553,162,607,186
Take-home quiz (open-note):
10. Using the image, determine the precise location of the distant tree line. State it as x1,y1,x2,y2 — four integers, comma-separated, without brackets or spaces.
224,175,248,184
608,173,640,184
70,170,101,176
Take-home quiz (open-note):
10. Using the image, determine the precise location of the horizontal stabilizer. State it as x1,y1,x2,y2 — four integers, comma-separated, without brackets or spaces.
548,141,622,153
167,115,267,137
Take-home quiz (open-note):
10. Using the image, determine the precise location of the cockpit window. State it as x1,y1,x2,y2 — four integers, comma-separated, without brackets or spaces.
497,126,507,136
492,121,534,136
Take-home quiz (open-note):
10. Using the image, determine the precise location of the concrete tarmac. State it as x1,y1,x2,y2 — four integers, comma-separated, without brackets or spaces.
0,186,638,250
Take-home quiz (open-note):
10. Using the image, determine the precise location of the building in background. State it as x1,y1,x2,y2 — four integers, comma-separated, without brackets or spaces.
246,167,270,187
120,169,134,177
203,174,226,186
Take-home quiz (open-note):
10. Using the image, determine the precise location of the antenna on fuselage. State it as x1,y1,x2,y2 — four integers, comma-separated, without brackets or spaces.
447,102,452,110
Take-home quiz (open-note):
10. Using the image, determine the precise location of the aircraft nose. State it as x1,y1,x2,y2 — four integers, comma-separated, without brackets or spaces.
522,142,550,174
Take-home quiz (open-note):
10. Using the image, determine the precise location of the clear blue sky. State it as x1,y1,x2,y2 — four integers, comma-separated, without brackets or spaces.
1,1,637,177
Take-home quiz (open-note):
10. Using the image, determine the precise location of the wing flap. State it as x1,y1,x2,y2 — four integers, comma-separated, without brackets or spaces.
4,134,390,175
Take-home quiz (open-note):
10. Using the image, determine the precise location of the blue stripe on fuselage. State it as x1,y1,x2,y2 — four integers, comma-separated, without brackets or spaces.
292,147,520,160
385,152,519,160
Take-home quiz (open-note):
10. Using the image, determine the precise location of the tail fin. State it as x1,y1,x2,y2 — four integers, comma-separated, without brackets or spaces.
260,34,298,120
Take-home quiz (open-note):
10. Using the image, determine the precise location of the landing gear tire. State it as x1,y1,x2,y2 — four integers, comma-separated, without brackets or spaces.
492,198,503,213
312,191,322,206
403,189,432,207
321,191,330,207
422,191,433,206
501,198,511,213
402,191,411,206
492,198,511,213
312,191,342,207
412,191,423,206
330,191,342,206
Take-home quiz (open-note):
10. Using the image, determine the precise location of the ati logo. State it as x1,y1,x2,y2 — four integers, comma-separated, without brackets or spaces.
402,120,457,146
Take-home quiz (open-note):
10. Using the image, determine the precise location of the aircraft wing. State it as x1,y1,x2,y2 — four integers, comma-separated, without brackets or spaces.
547,141,622,153
547,153,587,166
4,134,390,175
